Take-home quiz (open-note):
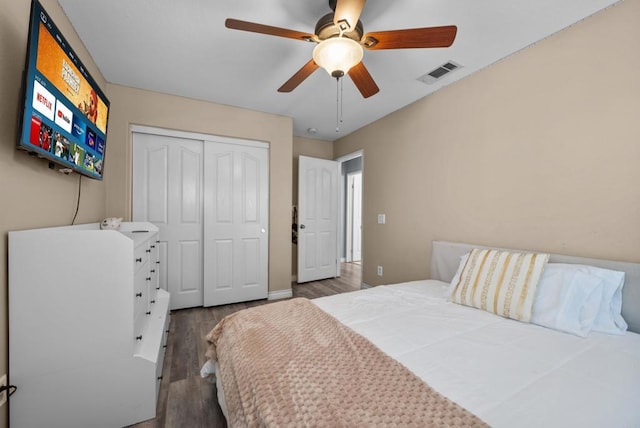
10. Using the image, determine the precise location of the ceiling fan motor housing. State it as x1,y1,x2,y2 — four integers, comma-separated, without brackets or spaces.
315,12,363,42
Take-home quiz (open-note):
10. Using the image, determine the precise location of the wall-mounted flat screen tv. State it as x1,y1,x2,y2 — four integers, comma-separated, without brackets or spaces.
17,0,109,180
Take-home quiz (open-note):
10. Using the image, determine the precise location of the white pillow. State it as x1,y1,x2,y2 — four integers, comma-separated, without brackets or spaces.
447,253,469,298
531,264,603,337
585,266,627,334
531,263,627,336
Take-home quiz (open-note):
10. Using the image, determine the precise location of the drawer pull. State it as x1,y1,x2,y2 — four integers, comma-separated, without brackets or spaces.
150,300,156,304
156,261,160,264
151,245,156,249
146,277,151,281
150,269,155,273
146,311,151,315
136,292,142,298
166,329,170,333
157,376,163,380
163,345,168,349
135,257,142,263
146,249,151,253
156,240,160,244
156,287,160,290
136,335,143,341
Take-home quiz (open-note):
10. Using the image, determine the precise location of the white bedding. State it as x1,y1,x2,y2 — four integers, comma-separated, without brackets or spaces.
312,279,640,428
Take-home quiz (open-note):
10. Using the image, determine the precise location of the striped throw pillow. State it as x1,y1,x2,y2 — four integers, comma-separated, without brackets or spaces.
450,248,550,322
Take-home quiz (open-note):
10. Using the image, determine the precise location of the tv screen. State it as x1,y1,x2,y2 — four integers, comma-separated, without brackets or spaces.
17,0,109,180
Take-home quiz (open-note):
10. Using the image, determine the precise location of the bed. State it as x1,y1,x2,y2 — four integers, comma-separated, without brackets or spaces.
202,241,640,427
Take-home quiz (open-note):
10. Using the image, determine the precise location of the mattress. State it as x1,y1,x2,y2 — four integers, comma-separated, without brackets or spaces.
312,279,640,428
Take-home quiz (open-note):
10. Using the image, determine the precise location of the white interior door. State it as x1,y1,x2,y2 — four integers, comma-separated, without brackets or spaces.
298,155,339,283
203,142,269,306
346,172,362,262
133,132,204,310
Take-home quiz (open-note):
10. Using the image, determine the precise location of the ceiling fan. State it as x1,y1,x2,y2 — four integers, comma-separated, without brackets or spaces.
225,0,457,98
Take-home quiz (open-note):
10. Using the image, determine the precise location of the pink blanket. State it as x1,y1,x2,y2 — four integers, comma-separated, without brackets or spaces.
206,298,487,427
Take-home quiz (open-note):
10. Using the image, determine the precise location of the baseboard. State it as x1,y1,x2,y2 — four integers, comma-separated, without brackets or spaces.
360,282,372,289
268,289,293,301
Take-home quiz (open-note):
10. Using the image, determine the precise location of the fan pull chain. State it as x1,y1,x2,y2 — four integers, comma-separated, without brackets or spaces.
340,77,344,126
335,77,344,133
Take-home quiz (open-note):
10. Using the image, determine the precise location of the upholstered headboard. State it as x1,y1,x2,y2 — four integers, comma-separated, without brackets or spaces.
431,240,640,334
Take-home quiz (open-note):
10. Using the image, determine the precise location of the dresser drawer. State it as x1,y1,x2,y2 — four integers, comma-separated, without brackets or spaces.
134,287,148,321
149,239,159,261
155,309,171,398
133,241,150,272
134,263,149,291
149,262,159,303
134,266,150,318
133,312,147,346
155,338,166,399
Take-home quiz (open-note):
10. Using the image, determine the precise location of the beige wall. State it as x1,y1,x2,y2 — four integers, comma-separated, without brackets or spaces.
105,84,293,292
291,136,334,277
335,0,640,286
0,0,108,426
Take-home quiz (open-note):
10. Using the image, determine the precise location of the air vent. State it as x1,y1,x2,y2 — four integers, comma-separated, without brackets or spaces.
418,61,462,84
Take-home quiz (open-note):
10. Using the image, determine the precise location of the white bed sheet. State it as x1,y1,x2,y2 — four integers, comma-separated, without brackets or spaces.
312,279,640,428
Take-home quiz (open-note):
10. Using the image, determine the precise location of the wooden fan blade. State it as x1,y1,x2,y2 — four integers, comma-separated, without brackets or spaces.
348,62,379,98
333,0,366,31
363,26,457,50
278,59,320,93
225,18,316,42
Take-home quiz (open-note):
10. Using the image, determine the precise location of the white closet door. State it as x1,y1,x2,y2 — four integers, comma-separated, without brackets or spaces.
133,132,204,310
204,142,269,306
297,155,339,283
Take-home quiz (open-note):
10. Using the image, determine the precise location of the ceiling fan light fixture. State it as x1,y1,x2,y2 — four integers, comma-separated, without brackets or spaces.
313,37,363,78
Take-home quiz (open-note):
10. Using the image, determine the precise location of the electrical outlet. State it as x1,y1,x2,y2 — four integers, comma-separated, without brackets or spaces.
377,265,383,276
0,374,7,408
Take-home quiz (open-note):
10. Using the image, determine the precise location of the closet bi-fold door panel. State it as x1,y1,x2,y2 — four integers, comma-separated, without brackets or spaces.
133,132,204,310
203,142,269,306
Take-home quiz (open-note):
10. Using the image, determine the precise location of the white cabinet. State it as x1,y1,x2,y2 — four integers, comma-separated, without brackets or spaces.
8,222,170,428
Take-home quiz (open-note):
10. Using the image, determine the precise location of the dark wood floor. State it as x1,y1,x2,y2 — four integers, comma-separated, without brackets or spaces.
129,262,362,428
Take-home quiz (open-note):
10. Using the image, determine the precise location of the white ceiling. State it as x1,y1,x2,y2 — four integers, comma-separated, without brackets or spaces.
57,0,620,142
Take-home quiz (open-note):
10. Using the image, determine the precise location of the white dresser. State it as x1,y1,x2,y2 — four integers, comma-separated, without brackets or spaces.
8,222,170,428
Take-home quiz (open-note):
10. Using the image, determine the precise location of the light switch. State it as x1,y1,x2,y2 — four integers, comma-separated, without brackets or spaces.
377,214,386,224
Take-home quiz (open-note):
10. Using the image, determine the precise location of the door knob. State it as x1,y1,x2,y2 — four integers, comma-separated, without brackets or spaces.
300,224,306,229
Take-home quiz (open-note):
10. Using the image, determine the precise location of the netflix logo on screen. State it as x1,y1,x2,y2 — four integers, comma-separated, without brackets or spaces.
54,100,73,133
32,80,55,121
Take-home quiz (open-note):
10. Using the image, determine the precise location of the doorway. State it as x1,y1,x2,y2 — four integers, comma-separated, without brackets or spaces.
337,151,363,283
346,171,362,263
